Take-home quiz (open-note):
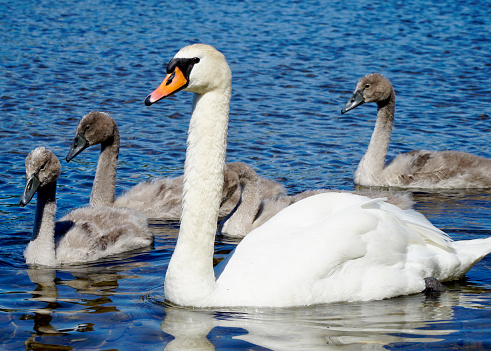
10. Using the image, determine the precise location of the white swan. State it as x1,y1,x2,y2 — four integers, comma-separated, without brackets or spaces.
219,162,414,238
66,111,286,220
20,147,153,266
144,44,491,307
341,73,491,189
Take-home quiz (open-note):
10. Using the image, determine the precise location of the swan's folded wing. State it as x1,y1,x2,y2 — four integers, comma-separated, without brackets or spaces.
372,198,453,249
214,192,458,306
214,193,403,304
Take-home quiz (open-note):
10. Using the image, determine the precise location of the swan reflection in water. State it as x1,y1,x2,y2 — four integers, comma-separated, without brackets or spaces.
160,283,490,350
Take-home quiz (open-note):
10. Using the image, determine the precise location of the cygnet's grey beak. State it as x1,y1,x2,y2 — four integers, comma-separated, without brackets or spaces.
66,134,89,162
20,173,40,207
341,90,365,114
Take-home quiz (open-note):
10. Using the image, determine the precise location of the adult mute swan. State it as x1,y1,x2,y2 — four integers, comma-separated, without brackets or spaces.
145,44,491,307
341,73,491,189
20,147,153,266
66,111,285,220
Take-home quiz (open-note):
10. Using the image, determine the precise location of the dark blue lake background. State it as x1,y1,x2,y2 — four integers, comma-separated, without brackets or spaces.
1,0,490,349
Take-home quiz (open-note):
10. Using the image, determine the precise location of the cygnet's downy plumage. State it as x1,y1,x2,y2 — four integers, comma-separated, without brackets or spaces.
20,147,153,266
66,111,286,220
341,73,491,189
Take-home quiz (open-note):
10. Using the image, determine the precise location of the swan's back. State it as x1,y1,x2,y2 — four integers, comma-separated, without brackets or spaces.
55,206,153,263
114,175,185,220
385,150,491,188
258,178,287,200
239,189,414,235
291,189,415,210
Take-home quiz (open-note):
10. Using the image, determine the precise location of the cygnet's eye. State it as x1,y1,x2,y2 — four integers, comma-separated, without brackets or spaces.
85,125,91,132
364,84,370,89
40,163,47,172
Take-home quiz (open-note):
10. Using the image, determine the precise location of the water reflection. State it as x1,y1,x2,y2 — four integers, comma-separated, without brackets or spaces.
161,284,491,350
18,261,152,350
411,190,491,222
162,307,215,350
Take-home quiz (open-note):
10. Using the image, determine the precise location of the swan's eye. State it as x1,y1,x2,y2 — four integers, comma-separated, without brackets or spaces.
364,84,370,89
166,71,175,86
192,57,200,64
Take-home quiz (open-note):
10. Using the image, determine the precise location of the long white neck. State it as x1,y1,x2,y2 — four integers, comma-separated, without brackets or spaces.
354,92,395,185
90,131,119,207
24,182,57,266
165,87,230,306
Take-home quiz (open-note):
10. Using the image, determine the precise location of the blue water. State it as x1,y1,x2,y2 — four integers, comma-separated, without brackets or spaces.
1,0,491,349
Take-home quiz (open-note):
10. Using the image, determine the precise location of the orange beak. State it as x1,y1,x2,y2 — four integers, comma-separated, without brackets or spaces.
144,66,188,106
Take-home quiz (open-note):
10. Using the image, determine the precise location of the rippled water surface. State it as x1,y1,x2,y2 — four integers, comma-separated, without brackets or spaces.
1,0,491,349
